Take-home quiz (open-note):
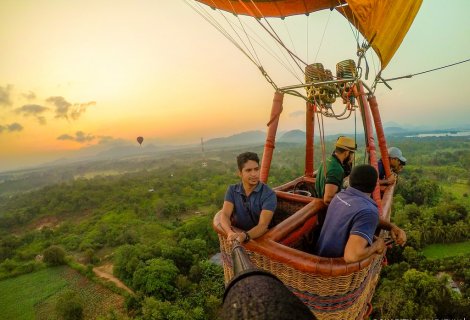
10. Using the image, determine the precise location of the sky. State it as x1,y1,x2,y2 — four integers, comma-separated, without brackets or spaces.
0,0,469,171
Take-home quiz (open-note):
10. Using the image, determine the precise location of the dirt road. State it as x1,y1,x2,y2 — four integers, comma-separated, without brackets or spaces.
93,264,134,295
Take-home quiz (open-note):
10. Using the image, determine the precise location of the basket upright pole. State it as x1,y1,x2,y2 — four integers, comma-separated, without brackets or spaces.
355,82,383,214
305,102,315,177
369,96,392,179
260,91,284,183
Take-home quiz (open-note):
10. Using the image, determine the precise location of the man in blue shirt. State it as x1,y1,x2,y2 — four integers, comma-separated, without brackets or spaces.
220,152,277,244
314,164,406,262
378,147,407,185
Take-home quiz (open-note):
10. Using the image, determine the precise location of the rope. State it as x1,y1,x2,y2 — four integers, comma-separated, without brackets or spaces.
335,0,360,50
313,97,327,179
207,0,261,66
313,10,332,63
184,1,260,67
186,1,302,86
221,0,262,66
242,0,308,70
227,14,304,83
381,58,470,82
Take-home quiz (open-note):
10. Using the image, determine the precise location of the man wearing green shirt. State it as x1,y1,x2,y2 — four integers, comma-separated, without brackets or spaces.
315,136,356,205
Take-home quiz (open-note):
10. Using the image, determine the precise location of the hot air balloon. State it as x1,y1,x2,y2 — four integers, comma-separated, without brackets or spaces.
137,136,144,146
187,0,423,318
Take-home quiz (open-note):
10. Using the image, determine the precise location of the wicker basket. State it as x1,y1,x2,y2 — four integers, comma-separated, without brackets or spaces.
214,185,395,319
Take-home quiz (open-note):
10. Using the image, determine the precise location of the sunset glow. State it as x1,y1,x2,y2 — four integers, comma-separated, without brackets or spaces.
1,1,469,171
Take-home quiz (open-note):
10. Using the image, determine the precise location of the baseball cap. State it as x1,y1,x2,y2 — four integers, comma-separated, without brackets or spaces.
388,147,406,164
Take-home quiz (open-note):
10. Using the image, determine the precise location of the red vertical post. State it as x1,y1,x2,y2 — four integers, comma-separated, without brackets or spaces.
260,91,284,183
305,102,315,177
355,82,383,215
369,96,392,179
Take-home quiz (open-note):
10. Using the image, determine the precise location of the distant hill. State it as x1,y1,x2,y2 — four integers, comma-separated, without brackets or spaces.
94,144,162,159
205,130,266,147
384,126,408,134
279,129,305,143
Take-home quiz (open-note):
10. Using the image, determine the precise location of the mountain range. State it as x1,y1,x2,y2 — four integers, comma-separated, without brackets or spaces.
4,123,469,174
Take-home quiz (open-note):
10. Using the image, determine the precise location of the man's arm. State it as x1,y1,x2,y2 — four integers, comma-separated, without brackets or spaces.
220,203,274,243
378,218,407,246
323,183,339,205
344,235,385,263
219,201,239,242
379,173,397,186
244,209,274,241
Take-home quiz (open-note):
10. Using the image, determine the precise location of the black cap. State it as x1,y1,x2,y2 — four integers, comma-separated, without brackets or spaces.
349,164,378,193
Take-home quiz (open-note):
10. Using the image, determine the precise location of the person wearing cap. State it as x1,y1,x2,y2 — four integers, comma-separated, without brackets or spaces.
378,147,407,185
314,164,407,262
219,152,277,244
315,136,356,205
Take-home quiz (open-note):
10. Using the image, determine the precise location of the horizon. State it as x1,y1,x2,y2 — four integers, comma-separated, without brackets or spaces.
2,125,470,174
1,1,469,171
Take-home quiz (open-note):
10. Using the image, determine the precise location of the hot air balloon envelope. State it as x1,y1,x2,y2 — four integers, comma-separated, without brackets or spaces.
137,136,144,145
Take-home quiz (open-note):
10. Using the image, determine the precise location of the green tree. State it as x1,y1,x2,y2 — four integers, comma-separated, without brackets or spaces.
132,258,178,299
43,245,66,266
56,290,83,320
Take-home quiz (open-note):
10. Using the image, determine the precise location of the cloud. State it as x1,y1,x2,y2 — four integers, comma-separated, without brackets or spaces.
0,85,13,107
22,91,37,100
15,104,49,124
97,136,115,144
57,131,95,143
0,122,24,133
289,110,304,118
71,101,96,120
46,96,95,120
46,96,72,119
57,134,74,140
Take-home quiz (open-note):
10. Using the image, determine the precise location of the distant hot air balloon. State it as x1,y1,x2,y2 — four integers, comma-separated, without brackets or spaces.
137,136,144,146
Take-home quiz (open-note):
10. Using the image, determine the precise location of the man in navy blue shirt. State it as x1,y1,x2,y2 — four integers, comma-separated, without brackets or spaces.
314,164,406,263
378,147,407,185
220,152,277,244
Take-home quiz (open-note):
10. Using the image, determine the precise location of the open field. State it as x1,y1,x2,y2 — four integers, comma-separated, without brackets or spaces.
0,266,125,320
422,240,470,260
442,183,470,205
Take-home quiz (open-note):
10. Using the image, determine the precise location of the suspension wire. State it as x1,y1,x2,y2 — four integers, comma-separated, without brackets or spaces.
335,1,360,49
313,10,332,63
381,58,470,82
240,0,307,70
198,1,256,61
281,19,304,82
213,6,304,84
334,0,374,81
189,0,305,86
219,0,262,66
185,1,260,67
369,47,377,77
283,18,299,62
315,104,328,179
256,18,306,73
227,12,303,83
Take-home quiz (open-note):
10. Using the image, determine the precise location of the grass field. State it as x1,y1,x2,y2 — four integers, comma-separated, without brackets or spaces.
442,183,470,205
422,240,470,260
0,265,125,320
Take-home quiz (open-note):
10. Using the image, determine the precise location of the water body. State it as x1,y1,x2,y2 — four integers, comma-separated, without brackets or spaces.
406,131,470,138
